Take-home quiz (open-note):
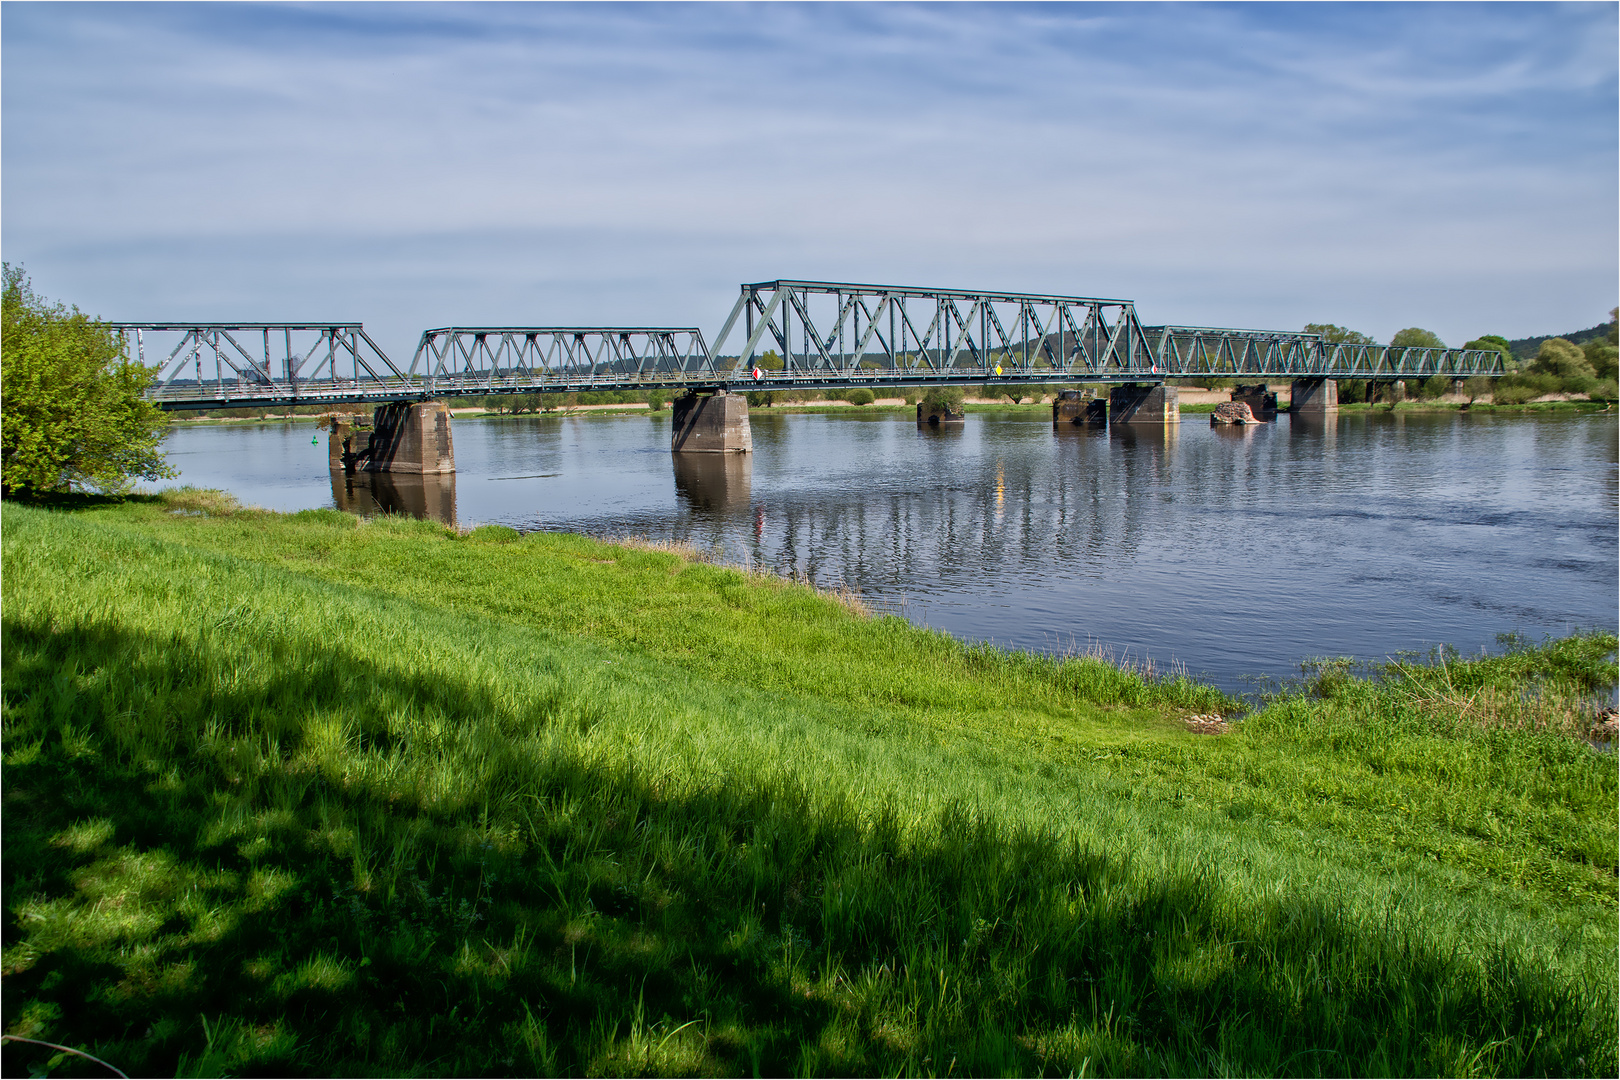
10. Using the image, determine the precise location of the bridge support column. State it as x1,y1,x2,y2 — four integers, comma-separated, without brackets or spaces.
1108,383,1178,424
364,401,456,474
672,390,752,453
917,401,965,425
1231,383,1278,417
1052,390,1106,424
1290,378,1339,415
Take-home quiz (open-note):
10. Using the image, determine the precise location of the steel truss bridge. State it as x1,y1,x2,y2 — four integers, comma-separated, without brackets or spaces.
113,280,1506,410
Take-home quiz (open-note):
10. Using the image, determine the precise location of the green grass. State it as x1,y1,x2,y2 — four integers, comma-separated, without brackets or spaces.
2,492,1615,1077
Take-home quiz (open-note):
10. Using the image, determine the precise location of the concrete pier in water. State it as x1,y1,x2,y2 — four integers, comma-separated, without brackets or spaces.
917,401,966,425
1290,378,1339,415
1052,390,1107,425
328,401,456,474
1108,383,1179,424
672,390,752,453
1232,383,1279,417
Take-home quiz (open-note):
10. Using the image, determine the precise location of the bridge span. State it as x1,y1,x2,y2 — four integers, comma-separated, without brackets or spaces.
111,278,1506,472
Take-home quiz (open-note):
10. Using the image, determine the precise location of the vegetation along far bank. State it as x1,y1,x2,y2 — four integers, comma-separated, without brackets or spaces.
2,490,1615,1077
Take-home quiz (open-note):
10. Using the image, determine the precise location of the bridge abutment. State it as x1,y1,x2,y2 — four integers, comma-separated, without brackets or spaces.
1108,383,1178,424
672,390,752,453
1290,378,1339,415
363,401,456,474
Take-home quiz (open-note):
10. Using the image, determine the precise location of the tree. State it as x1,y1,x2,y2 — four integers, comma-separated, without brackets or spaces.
1581,309,1618,381
1390,327,1445,349
1,265,174,496
1303,323,1373,345
1528,338,1595,381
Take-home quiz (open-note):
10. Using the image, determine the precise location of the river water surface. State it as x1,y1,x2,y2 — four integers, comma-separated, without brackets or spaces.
154,408,1618,692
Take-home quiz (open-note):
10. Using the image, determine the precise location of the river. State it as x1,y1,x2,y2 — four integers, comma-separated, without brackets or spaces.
152,407,1618,693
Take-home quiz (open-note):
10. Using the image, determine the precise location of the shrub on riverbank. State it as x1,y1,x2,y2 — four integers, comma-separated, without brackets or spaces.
2,496,1614,1077
1491,335,1620,404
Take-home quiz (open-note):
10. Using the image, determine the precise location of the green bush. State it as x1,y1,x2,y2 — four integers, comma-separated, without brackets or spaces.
645,390,667,411
845,388,875,406
1532,338,1596,381
1491,376,1556,405
1584,336,1618,381
920,386,964,413
1417,375,1451,400
1,265,175,496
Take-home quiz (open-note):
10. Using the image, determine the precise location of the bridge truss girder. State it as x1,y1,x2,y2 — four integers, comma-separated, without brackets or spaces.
111,323,411,409
409,327,715,395
1149,326,1506,379
116,284,1508,410
709,280,1161,384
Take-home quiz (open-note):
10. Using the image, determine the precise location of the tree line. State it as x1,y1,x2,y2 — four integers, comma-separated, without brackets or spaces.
1304,314,1618,405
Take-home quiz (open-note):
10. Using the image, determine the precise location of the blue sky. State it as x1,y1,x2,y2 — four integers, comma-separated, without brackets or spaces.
3,1,1615,361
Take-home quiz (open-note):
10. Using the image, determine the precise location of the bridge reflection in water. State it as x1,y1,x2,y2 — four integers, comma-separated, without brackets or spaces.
331,471,458,527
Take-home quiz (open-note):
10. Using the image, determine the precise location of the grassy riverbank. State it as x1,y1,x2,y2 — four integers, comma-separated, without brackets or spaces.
3,492,1615,1077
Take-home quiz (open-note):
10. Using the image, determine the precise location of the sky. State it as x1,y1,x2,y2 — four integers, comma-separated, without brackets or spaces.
3,1,1616,363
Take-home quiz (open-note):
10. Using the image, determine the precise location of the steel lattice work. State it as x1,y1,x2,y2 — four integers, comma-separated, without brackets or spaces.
111,323,412,409
117,282,1508,409
1149,326,1507,379
408,327,715,395
709,280,1162,388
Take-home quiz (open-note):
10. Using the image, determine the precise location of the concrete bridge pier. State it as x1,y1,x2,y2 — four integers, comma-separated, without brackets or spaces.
328,413,371,472
366,401,456,474
1052,390,1107,425
1232,383,1278,417
328,401,455,474
672,389,752,453
1290,378,1339,415
917,401,966,425
1108,383,1179,424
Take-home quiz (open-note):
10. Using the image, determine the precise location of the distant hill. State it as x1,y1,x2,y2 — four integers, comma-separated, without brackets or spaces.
1509,320,1616,361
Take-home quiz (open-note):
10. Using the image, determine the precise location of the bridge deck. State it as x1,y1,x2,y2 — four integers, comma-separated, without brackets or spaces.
111,280,1505,410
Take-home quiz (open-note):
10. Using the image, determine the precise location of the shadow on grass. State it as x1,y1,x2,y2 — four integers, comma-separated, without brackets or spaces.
2,611,1612,1078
